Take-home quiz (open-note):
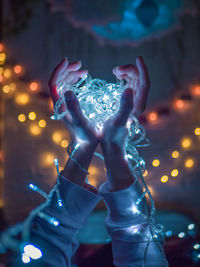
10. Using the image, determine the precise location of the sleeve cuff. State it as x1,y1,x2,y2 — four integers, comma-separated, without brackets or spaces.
99,180,148,226
43,175,102,229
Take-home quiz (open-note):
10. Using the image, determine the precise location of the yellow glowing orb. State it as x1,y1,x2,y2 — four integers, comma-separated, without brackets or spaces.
38,119,46,128
171,150,180,159
2,85,10,94
161,175,168,183
181,137,192,149
0,67,3,74
52,131,62,144
152,159,160,167
18,114,26,122
9,83,16,91
0,53,6,62
42,153,55,166
194,128,200,136
3,68,12,79
143,170,148,177
185,158,194,168
171,169,179,177
30,124,41,136
61,139,69,148
28,112,36,121
15,93,30,105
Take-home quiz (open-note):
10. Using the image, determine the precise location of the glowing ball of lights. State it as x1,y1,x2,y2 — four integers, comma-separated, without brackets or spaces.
18,114,26,123
184,158,194,168
181,137,192,149
171,150,179,159
28,112,36,121
23,244,42,260
178,232,185,238
161,175,168,183
52,75,126,128
152,159,160,167
15,93,30,105
171,169,179,177
38,119,46,128
194,244,200,250
30,124,41,136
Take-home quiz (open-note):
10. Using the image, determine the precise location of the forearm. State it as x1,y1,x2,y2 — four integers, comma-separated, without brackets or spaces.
62,143,96,187
102,144,136,191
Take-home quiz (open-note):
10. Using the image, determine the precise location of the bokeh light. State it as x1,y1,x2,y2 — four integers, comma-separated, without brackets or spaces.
52,131,63,144
152,159,160,167
0,53,6,62
194,127,200,136
30,124,41,136
171,150,180,159
181,137,192,149
42,152,55,166
18,114,26,123
191,84,200,97
143,169,148,177
15,93,30,105
2,85,10,94
161,175,168,183
147,111,159,123
171,169,179,177
38,119,46,128
0,43,4,52
29,81,40,92
185,158,194,168
3,68,12,79
14,64,23,74
28,112,36,121
88,166,99,175
9,82,17,92
61,139,69,148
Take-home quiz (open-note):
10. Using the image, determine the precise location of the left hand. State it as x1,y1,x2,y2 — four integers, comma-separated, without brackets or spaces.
48,58,99,150
113,56,150,117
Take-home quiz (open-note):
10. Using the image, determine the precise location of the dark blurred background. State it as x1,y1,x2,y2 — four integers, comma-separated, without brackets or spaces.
1,0,200,266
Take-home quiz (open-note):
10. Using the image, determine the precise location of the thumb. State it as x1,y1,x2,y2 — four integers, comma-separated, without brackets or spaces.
65,91,84,124
115,88,134,126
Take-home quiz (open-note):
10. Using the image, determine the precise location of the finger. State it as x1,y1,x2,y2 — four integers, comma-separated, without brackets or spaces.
48,58,69,104
65,61,82,73
134,56,150,115
115,88,134,126
65,91,84,124
64,70,88,84
113,64,138,80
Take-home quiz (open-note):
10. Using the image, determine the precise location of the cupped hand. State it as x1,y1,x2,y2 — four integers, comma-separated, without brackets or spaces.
113,56,150,117
48,58,99,150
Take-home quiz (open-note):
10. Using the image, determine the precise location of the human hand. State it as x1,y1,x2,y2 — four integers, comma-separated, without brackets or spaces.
48,58,99,151
113,56,150,117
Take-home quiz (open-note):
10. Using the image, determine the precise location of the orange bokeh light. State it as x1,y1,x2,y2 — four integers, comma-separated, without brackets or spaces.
174,99,184,109
49,98,54,111
0,43,4,52
29,81,40,92
147,111,158,122
14,64,23,74
191,85,200,97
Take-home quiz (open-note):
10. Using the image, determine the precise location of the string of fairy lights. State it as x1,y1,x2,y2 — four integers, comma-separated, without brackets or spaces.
0,42,200,263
